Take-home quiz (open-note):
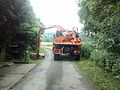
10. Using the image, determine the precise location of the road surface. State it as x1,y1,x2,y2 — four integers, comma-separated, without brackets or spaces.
11,48,96,90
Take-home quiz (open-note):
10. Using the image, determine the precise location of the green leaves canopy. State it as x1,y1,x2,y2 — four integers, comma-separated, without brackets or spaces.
0,0,43,60
78,0,120,54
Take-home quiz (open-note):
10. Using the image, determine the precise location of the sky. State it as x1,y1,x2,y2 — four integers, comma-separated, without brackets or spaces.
29,0,83,32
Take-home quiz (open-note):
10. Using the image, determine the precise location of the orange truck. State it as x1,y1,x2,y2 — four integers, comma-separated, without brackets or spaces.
52,26,82,60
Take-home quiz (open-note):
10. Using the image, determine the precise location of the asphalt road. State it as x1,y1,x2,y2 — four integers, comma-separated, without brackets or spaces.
11,48,96,90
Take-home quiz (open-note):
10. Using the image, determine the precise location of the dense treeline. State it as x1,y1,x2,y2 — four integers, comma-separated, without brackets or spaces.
78,0,120,75
42,32,55,42
0,0,42,61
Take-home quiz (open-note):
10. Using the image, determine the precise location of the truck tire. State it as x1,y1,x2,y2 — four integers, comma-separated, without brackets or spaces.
54,54,60,60
75,55,80,61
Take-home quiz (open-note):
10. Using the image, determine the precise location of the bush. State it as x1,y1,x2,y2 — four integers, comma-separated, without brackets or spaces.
81,42,94,59
90,50,108,67
91,50,120,76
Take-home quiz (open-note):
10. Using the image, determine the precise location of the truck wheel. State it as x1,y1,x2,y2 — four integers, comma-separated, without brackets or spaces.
54,54,60,60
75,55,80,61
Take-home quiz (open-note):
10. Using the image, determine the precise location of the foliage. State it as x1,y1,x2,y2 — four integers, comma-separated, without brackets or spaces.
78,0,120,53
78,32,92,42
0,0,44,61
80,42,94,59
91,50,120,76
75,58,120,90
78,0,120,75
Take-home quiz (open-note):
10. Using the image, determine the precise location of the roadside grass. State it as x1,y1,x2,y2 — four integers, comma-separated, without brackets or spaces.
28,46,46,64
41,44,53,48
39,46,46,54
28,59,41,64
41,42,53,47
45,44,53,47
75,58,120,90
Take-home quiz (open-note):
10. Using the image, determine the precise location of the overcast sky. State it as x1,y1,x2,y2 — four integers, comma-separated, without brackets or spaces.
29,0,83,32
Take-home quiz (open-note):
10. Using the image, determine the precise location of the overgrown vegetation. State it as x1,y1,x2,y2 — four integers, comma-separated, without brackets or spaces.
80,42,93,59
75,58,120,90
91,50,120,76
78,0,120,76
77,1,120,89
29,46,46,64
0,0,44,62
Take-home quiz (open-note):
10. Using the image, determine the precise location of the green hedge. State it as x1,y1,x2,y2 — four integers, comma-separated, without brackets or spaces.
81,42,94,59
81,42,120,76
91,50,120,76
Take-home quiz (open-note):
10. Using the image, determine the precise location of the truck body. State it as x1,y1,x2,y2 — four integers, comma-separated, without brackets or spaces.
53,28,82,60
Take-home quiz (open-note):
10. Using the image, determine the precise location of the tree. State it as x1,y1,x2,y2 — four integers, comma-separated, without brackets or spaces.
78,0,120,75
78,0,120,54
0,0,43,61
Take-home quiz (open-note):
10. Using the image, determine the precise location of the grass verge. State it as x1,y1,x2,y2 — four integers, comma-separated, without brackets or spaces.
28,46,46,64
28,59,41,64
75,58,120,90
39,46,46,54
41,44,53,49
